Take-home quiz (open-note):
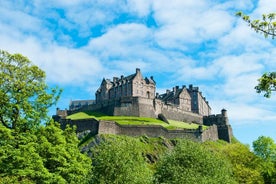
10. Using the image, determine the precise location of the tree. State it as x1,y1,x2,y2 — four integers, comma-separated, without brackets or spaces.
0,50,61,131
0,121,92,184
90,135,153,184
236,12,276,39
204,138,276,183
236,12,276,97
253,136,276,183
253,136,276,161
218,142,264,184
154,139,237,184
255,72,276,98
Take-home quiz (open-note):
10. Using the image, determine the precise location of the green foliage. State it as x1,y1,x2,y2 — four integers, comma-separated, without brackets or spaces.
253,136,276,161
236,12,276,97
205,140,264,184
253,136,276,183
89,135,153,184
236,12,276,39
255,72,276,98
0,122,92,184
154,139,237,184
0,50,62,131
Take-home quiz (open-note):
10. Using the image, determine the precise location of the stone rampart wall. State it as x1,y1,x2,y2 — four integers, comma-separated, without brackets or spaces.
98,120,208,141
160,106,203,124
98,120,120,134
201,125,218,142
203,111,232,143
67,97,204,125
216,125,232,143
60,118,99,135
59,97,233,142
59,118,221,142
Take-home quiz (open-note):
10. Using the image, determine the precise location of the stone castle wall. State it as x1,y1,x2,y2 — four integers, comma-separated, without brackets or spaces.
203,109,232,143
61,118,219,142
201,125,218,142
74,96,204,125
57,99,233,143
60,118,99,135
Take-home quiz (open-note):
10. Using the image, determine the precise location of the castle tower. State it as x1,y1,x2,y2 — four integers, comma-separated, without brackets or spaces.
203,109,233,143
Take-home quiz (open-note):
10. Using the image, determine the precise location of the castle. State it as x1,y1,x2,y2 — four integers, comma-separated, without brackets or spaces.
55,68,233,142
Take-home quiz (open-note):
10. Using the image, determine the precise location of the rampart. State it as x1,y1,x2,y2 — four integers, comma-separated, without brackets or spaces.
59,118,219,142
203,109,232,143
56,102,232,143
65,97,203,124
59,118,99,135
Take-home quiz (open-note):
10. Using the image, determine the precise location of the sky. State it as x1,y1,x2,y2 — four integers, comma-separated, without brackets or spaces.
1,0,276,146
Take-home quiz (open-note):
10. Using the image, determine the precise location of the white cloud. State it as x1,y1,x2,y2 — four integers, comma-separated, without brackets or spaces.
152,0,235,48
212,100,276,125
0,33,103,85
253,0,276,16
214,54,263,77
126,0,152,17
1,0,276,137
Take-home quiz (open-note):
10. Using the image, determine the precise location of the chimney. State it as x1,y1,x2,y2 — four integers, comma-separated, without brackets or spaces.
136,68,140,74
221,109,227,117
173,87,176,93
121,75,124,79
166,89,170,94
113,77,118,83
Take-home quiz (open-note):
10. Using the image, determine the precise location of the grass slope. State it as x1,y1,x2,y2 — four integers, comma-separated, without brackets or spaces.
67,112,207,130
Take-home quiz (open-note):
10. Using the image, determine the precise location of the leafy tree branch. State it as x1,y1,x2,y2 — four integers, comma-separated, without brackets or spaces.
236,12,276,38
0,50,62,131
236,12,276,97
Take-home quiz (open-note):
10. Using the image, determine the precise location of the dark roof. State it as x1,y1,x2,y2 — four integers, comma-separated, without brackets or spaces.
158,88,184,102
145,77,155,84
69,100,95,107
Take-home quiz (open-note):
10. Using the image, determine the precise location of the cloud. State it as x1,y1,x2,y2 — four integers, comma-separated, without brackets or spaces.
85,23,175,74
0,32,103,85
1,0,276,136
152,1,235,49
253,0,276,16
211,100,276,125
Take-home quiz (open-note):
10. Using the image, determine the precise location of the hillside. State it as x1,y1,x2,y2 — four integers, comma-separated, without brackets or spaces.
78,133,266,184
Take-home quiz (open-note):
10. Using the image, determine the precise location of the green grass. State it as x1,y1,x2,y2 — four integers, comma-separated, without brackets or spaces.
67,111,207,130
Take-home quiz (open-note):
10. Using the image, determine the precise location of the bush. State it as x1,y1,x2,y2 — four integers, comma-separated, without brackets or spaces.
90,136,153,184
154,139,237,184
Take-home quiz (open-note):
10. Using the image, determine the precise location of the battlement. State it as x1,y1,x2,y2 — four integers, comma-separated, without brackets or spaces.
203,109,232,143
203,109,229,126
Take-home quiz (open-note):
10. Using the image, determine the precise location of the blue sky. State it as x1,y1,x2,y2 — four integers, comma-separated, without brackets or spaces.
1,0,276,145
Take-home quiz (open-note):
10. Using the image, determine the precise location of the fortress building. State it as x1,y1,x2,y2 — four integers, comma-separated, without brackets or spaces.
55,68,233,142
70,68,211,120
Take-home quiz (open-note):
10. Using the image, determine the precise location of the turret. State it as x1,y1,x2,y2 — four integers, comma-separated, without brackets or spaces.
221,109,227,117
136,68,141,74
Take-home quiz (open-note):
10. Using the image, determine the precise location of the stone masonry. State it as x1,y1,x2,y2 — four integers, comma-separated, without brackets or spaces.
55,69,233,142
